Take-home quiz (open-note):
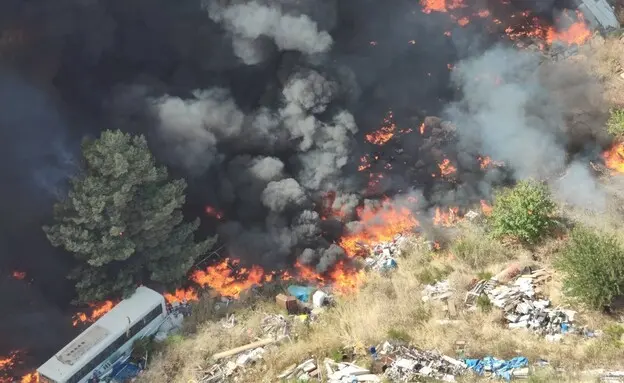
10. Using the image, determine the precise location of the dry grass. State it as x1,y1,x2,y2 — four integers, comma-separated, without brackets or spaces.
142,208,624,383
577,34,624,106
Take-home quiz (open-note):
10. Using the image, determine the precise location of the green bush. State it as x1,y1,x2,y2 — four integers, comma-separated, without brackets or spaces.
555,228,624,309
490,180,556,244
476,294,492,313
607,108,624,138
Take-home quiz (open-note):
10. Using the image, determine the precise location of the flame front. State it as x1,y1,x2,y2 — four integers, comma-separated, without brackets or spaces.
191,259,265,298
603,143,624,173
546,11,591,46
72,300,115,327
438,158,457,177
365,112,396,145
339,199,419,257
164,287,199,304
433,207,460,227
11,271,26,280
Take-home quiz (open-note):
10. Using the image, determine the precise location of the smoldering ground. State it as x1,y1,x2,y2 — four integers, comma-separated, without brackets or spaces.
0,0,612,372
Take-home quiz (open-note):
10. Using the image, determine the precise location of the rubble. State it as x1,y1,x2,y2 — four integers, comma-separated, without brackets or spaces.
467,268,583,340
422,280,453,302
277,358,380,382
364,234,406,272
260,314,291,340
378,342,467,382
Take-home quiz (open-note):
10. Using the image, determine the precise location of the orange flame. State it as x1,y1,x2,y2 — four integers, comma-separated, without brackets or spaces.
420,0,466,14
433,207,460,227
546,11,591,46
365,112,396,145
419,123,425,135
72,300,115,327
480,200,493,216
438,158,457,176
339,198,419,257
191,259,265,298
164,288,199,304
20,372,39,383
0,352,17,370
11,271,26,280
603,142,624,173
358,155,372,171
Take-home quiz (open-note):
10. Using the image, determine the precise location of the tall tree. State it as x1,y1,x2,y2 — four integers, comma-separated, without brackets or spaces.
44,130,216,303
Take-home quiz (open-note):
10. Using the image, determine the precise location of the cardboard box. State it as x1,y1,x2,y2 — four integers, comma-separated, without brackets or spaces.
276,294,298,314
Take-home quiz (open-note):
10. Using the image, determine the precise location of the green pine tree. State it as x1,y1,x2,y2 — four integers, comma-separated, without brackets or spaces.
44,130,216,303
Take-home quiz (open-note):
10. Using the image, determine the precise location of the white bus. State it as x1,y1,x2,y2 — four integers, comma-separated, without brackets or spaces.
37,287,167,383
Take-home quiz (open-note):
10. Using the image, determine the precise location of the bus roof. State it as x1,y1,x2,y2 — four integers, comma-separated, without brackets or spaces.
37,286,165,382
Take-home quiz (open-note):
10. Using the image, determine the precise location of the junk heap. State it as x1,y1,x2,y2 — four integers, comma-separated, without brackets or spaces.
379,342,467,382
196,314,294,382
363,234,405,272
465,267,580,341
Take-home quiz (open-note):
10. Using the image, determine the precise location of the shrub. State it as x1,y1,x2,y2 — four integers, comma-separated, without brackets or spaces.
555,228,624,309
476,294,492,313
607,108,624,138
490,180,556,244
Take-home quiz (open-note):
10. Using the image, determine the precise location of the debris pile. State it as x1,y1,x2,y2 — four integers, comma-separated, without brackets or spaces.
379,342,466,382
278,358,379,382
364,234,405,272
421,280,453,302
260,314,291,340
467,268,580,340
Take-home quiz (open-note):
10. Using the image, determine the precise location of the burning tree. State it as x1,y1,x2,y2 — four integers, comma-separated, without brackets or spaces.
43,130,216,303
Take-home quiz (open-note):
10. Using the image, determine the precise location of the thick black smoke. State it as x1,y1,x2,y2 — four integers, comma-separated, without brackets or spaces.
0,0,608,374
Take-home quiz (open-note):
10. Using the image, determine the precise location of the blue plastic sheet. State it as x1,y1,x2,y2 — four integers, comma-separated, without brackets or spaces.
287,285,315,302
464,356,528,381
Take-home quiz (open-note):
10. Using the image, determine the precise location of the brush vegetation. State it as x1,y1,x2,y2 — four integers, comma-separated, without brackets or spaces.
607,108,624,138
555,227,624,309
489,180,556,244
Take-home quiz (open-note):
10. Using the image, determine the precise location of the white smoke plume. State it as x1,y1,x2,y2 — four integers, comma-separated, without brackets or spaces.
207,1,333,65
445,45,607,211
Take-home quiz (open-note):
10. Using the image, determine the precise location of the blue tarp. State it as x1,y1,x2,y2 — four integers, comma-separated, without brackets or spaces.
464,356,528,381
287,285,315,302
111,362,142,382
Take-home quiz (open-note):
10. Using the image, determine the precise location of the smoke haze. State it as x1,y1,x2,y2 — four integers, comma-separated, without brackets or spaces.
0,0,612,374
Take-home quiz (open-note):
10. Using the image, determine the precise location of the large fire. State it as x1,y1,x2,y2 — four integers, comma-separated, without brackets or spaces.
0,351,39,383
72,300,116,327
191,259,265,299
420,0,591,48
602,142,624,174
339,198,420,257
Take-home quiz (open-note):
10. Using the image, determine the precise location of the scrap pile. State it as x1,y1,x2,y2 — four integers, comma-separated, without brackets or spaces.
379,342,466,382
260,314,291,341
467,269,579,340
278,358,380,382
197,314,296,382
364,234,406,272
421,280,453,302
